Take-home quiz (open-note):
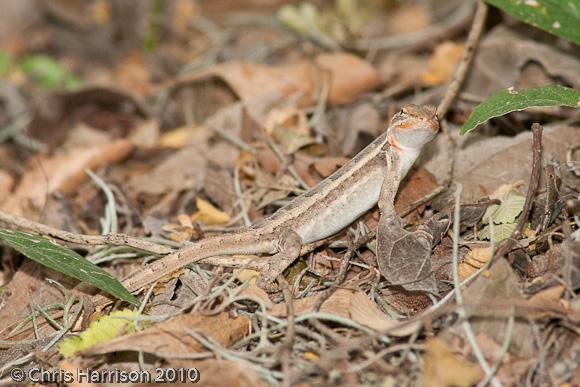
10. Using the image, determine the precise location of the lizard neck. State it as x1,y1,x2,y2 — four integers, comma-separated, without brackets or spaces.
393,145,421,177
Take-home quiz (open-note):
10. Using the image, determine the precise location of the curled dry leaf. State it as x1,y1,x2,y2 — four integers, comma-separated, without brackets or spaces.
526,285,568,319
1,140,133,215
270,288,421,337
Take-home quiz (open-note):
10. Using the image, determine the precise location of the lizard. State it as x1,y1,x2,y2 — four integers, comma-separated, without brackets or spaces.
92,104,439,308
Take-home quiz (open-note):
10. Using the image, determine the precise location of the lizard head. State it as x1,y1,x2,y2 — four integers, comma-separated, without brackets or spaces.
387,104,439,151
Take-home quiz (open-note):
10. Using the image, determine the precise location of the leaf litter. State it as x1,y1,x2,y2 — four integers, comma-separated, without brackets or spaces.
0,1,578,386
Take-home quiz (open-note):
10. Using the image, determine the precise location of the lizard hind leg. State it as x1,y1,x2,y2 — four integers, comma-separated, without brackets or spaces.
256,229,303,293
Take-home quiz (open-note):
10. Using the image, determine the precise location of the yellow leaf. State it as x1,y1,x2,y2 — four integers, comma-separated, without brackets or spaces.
191,197,230,225
304,351,320,361
177,214,193,228
235,269,259,284
59,309,146,358
422,338,482,387
159,126,193,148
421,42,464,86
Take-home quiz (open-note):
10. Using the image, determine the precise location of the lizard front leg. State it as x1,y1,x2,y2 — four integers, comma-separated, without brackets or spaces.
376,153,438,294
257,229,303,293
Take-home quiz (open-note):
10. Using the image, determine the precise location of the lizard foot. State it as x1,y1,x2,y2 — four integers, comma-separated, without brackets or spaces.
256,229,302,293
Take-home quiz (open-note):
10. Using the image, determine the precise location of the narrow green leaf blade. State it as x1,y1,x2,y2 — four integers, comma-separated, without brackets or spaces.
485,0,580,45
0,229,139,306
461,85,580,134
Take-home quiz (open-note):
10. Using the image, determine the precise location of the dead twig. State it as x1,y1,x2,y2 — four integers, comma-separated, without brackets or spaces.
451,184,501,387
493,123,543,261
0,210,174,255
313,230,376,312
353,1,474,52
437,0,488,119
266,137,310,191
436,0,488,190
277,275,295,387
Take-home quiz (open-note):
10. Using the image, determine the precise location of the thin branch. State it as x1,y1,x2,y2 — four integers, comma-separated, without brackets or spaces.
452,184,501,387
277,275,295,387
437,0,489,119
493,123,543,261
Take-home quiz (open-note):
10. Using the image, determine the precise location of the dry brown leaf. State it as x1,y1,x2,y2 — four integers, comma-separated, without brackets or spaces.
89,0,110,24
421,338,483,387
527,285,567,319
421,41,464,86
459,247,491,281
265,106,309,136
172,0,200,34
173,359,268,387
1,140,133,215
312,157,348,177
464,26,580,98
387,3,431,35
112,53,153,97
314,53,381,105
128,118,160,148
378,53,429,92
394,167,439,221
425,125,579,201
168,53,381,124
191,197,230,225
461,258,535,357
270,289,421,336
129,145,207,195
239,284,273,310
0,261,79,340
0,169,14,204
79,312,250,357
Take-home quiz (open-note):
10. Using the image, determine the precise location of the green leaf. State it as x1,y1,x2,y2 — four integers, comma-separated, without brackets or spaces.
0,229,139,305
482,194,525,225
461,85,580,134
477,223,517,242
19,54,80,90
0,51,11,78
485,0,580,45
60,308,145,358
